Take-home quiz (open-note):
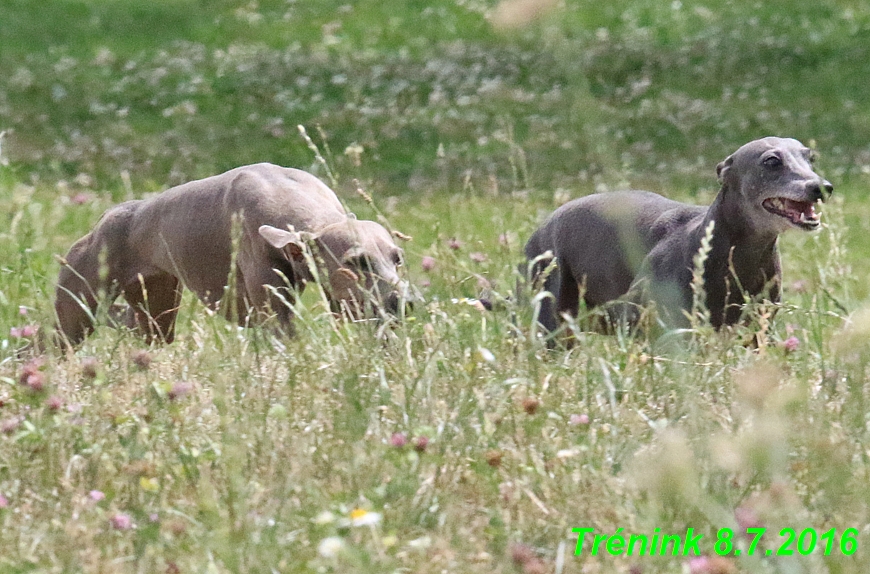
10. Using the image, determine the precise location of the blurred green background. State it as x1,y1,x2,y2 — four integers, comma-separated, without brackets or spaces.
2,0,869,196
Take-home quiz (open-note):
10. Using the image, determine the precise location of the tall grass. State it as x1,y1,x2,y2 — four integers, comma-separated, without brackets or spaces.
1,153,869,572
2,1,870,572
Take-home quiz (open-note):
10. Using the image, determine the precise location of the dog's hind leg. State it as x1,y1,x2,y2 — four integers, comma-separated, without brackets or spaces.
122,273,182,344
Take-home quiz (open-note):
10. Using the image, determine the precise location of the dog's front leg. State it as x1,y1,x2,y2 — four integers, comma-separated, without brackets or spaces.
121,273,183,344
55,240,108,347
236,256,300,336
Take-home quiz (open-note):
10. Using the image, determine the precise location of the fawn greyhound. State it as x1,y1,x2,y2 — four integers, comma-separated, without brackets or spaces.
55,163,407,345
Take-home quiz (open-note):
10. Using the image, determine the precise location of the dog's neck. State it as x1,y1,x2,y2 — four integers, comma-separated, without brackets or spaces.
699,184,781,326
704,183,780,254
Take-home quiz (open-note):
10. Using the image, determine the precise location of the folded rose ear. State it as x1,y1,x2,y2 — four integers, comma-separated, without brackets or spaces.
716,154,734,183
258,225,313,261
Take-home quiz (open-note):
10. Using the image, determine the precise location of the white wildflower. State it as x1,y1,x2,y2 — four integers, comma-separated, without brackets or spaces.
318,536,345,558
349,508,382,527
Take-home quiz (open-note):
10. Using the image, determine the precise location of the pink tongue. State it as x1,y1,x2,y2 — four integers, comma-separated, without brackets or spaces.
781,198,815,221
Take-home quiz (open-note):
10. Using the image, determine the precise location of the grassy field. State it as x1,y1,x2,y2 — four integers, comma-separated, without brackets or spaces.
3,1,870,573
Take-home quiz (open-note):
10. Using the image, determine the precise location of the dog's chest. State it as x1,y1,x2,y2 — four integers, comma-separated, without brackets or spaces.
702,241,780,325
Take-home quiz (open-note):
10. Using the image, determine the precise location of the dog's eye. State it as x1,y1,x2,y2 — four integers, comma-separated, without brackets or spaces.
763,155,783,168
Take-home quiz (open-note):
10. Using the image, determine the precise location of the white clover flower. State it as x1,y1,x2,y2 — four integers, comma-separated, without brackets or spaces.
477,347,496,363
312,510,335,525
317,536,345,558
407,536,432,550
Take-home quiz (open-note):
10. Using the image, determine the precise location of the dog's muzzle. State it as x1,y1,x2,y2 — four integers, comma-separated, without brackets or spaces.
385,292,401,314
761,177,832,231
383,281,418,315
807,178,834,202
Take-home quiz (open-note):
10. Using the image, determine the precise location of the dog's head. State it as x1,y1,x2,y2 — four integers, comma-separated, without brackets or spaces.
259,219,408,318
716,137,833,234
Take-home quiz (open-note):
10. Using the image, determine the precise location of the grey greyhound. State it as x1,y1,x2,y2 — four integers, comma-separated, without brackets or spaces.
55,163,407,346
524,137,833,333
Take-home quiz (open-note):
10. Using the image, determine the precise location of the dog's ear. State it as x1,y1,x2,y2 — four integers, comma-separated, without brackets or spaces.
258,225,314,261
716,154,734,183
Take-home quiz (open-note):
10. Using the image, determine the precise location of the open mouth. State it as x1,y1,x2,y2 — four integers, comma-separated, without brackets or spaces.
762,197,821,230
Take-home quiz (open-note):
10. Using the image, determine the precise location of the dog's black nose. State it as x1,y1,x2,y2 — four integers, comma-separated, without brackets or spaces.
806,180,831,201
382,292,414,316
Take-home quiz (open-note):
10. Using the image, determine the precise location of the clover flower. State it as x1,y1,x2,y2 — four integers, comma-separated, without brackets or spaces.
390,432,407,448
569,413,590,426
110,513,133,530
318,536,345,558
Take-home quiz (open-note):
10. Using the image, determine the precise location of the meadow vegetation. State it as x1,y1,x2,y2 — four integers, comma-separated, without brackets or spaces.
2,1,870,572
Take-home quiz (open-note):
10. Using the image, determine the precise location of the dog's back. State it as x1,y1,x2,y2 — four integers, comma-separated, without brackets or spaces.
526,191,702,307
